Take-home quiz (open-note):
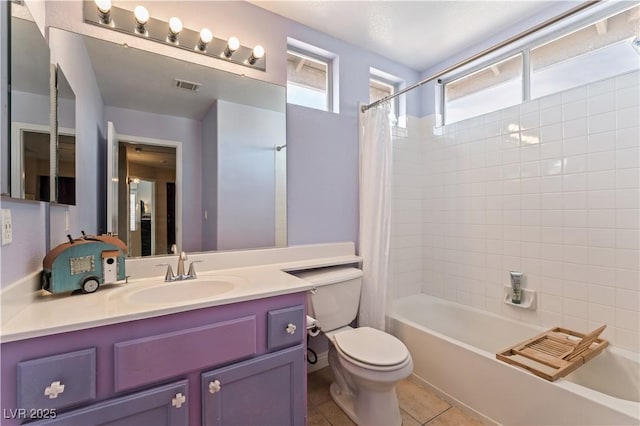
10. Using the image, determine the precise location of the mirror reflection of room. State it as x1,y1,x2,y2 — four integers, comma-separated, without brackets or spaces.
9,5,51,201
120,143,176,257
82,32,287,257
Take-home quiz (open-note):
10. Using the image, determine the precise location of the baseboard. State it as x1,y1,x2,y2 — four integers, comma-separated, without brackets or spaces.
307,350,328,373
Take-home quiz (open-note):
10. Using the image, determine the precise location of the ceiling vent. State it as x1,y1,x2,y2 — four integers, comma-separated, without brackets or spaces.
174,79,201,92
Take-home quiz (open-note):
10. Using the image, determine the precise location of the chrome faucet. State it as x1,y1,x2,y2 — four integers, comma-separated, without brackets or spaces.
158,245,200,282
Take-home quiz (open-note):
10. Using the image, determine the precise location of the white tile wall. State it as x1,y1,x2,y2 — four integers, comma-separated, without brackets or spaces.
391,71,640,352
389,118,426,300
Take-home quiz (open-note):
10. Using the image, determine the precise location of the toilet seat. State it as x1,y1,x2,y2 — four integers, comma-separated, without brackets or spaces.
333,327,409,369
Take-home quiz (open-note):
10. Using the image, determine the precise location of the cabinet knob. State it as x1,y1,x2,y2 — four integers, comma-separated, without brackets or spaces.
44,381,65,399
286,323,297,335
208,380,221,394
171,392,186,409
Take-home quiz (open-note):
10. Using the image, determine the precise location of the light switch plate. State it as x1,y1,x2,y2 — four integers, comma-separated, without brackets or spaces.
1,209,12,245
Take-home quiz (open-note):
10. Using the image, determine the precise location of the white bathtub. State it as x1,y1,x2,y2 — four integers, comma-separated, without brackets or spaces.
389,294,640,425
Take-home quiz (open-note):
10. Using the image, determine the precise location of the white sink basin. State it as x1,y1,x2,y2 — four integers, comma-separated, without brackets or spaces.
125,277,242,305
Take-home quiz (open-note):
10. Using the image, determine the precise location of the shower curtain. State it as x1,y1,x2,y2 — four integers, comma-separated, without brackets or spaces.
358,103,393,331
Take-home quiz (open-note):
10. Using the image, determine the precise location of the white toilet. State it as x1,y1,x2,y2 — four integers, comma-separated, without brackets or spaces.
297,266,413,426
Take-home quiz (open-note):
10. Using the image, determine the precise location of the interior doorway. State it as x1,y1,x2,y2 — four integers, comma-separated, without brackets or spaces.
119,142,177,257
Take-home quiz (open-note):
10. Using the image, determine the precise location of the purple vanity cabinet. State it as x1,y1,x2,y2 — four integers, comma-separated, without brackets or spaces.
28,380,189,426
202,345,305,426
0,292,307,426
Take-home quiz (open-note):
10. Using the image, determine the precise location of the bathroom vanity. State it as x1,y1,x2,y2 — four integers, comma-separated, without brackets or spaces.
1,293,305,425
0,243,361,426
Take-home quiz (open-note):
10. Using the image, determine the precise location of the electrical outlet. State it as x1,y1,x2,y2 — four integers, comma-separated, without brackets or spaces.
1,209,12,245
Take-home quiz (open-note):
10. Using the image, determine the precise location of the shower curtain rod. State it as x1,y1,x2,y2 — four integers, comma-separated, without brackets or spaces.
361,0,600,113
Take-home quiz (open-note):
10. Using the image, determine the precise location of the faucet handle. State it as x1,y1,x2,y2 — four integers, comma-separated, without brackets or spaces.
171,244,178,255
187,260,202,278
157,263,175,281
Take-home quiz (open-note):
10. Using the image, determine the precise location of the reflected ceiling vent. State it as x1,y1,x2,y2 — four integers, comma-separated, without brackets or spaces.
174,79,201,92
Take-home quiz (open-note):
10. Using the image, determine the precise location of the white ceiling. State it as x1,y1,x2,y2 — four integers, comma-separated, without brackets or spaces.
249,1,560,71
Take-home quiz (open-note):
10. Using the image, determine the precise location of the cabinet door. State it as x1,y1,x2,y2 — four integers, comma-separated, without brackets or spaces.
202,345,305,426
30,380,188,426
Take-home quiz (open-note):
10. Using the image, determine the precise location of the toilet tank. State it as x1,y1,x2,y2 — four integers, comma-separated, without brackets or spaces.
294,266,363,332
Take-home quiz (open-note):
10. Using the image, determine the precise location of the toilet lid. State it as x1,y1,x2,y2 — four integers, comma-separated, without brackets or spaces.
334,327,409,367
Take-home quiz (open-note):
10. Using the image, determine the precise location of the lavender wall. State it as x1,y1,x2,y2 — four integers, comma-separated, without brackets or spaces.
10,92,49,126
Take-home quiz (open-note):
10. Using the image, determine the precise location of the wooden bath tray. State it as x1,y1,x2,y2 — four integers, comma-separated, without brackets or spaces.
496,325,608,381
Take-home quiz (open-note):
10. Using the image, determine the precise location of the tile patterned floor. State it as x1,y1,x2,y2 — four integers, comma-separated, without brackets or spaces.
307,367,484,426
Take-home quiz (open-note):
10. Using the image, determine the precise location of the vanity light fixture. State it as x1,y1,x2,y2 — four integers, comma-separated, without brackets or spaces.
95,0,111,24
167,17,183,43
248,45,265,65
224,36,240,58
197,28,213,52
83,1,266,71
133,6,149,35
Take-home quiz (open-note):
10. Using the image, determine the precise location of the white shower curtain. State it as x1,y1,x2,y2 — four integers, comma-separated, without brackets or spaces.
358,103,393,331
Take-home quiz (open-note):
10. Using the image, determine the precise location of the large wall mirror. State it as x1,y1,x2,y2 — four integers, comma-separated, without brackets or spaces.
7,3,52,201
72,31,287,257
5,3,75,205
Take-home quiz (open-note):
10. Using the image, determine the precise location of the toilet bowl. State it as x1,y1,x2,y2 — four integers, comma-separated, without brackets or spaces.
294,267,413,426
326,326,413,426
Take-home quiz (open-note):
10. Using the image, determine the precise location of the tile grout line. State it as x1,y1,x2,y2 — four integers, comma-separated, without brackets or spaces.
422,406,453,425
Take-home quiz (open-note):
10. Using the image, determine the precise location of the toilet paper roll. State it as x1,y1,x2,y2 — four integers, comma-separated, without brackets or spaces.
306,315,318,330
306,315,320,337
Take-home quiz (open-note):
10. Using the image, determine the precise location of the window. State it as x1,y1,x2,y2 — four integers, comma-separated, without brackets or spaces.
531,6,640,99
442,4,639,124
369,69,406,127
370,77,397,118
445,54,523,124
287,49,331,111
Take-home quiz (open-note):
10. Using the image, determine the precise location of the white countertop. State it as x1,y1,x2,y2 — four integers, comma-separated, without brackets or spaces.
1,245,361,343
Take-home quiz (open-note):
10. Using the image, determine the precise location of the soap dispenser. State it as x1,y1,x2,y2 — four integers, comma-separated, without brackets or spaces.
510,271,523,304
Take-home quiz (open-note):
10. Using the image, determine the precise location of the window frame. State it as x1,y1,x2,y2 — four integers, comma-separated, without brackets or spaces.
286,46,334,113
369,68,407,128
369,75,398,119
440,2,638,125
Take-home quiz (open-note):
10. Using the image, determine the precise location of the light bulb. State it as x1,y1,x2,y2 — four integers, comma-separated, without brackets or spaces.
167,17,182,43
252,45,264,59
227,36,240,51
248,45,265,65
196,28,213,52
134,6,149,24
168,17,182,34
95,0,111,13
200,28,213,44
95,0,111,24
224,36,240,58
